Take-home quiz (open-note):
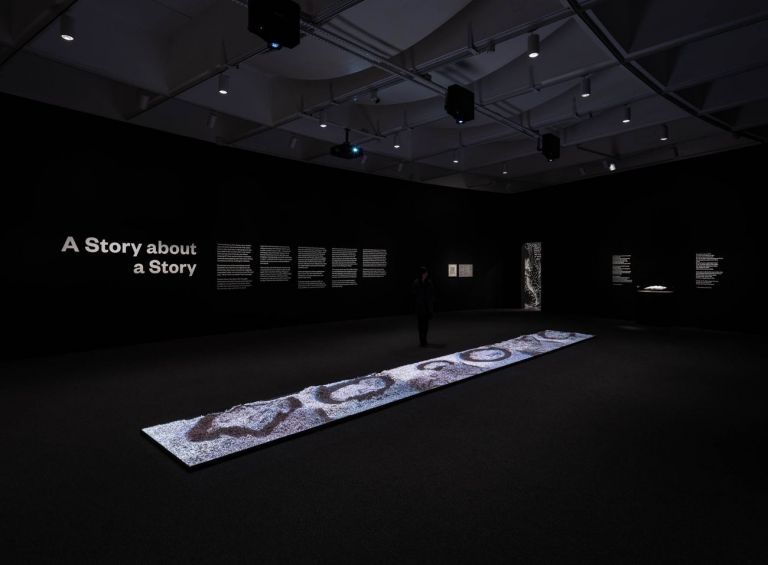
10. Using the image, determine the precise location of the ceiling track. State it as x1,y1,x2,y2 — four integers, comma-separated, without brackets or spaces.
214,2,609,146
125,44,270,121
300,21,539,139
0,0,80,68
575,145,614,159
510,131,755,186
226,0,582,128
127,0,367,122
228,18,756,181
413,8,576,75
476,10,768,111
457,115,737,180
379,90,668,168
564,0,766,144
230,85,668,174
287,7,586,123
311,1,368,26
624,10,768,61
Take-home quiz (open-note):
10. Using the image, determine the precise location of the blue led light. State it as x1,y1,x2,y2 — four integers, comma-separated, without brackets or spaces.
351,146,360,153
270,42,281,49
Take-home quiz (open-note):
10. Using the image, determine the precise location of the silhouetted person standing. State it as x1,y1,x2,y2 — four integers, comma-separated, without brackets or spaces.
412,266,435,347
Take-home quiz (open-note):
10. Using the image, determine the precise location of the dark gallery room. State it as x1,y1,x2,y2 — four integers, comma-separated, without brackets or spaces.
1,0,767,563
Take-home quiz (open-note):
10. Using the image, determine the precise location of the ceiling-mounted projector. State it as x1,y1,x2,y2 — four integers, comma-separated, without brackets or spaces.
248,0,300,50
330,128,364,159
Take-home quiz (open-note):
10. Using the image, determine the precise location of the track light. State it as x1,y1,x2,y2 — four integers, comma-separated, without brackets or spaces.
580,77,591,98
659,124,669,141
502,164,508,175
319,112,327,128
452,150,459,164
60,14,75,41
289,136,298,149
393,133,401,149
218,74,229,95
527,34,540,58
397,162,404,173
622,106,631,124
207,113,218,129
370,90,381,104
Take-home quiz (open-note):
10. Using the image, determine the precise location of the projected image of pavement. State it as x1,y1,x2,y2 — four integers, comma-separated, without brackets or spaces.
143,330,593,467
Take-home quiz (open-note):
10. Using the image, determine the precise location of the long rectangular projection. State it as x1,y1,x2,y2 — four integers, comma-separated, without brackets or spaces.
522,242,542,310
144,330,592,467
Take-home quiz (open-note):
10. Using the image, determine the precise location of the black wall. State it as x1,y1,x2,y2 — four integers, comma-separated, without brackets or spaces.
0,94,518,358
2,93,765,358
512,146,768,332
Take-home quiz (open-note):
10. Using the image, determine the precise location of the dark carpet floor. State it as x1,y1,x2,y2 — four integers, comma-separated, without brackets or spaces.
1,310,766,564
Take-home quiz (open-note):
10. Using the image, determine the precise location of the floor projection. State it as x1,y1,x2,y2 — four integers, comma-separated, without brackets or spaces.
143,330,593,467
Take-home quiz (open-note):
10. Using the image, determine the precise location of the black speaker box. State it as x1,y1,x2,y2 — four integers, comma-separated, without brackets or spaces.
541,133,560,161
445,85,475,123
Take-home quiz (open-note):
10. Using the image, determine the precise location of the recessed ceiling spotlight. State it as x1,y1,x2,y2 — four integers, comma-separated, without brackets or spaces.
609,161,617,171
527,33,540,58
622,106,631,124
452,150,459,164
502,164,508,175
397,162,404,173
218,74,229,95
207,113,218,129
659,124,670,141
319,111,327,128
580,76,591,98
393,133,400,149
289,136,298,149
60,14,75,41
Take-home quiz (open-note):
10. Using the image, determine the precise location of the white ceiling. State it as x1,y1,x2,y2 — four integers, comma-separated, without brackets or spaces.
1,0,766,193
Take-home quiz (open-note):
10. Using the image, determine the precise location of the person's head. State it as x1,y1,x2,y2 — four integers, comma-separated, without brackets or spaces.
419,266,429,281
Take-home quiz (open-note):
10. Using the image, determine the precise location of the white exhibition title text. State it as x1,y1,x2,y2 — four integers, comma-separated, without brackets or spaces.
61,236,198,277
